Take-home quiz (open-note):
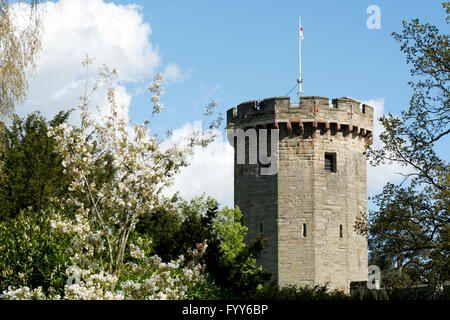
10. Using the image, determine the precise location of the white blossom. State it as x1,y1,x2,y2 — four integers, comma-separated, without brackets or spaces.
2,62,210,301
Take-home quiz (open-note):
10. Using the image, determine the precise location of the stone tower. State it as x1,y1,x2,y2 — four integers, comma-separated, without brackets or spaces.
226,96,374,291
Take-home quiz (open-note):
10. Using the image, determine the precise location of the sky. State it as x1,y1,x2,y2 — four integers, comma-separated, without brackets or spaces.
14,0,449,209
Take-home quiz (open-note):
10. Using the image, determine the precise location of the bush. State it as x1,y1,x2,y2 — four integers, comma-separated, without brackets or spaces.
0,206,72,295
352,285,450,300
250,283,350,300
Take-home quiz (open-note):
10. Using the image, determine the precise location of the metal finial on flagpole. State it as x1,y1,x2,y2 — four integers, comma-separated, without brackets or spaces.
298,16,304,100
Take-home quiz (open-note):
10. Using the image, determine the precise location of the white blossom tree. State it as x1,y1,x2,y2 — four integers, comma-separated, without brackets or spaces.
1,57,219,299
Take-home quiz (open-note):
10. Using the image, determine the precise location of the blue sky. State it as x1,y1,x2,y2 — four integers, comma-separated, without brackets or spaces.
18,0,448,207
122,0,448,206
117,0,447,132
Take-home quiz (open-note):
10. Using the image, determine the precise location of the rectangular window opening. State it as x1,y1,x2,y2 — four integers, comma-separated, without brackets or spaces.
340,224,343,238
325,152,337,173
303,223,307,237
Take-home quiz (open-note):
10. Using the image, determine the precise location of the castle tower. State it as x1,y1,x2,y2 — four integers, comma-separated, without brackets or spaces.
227,96,374,291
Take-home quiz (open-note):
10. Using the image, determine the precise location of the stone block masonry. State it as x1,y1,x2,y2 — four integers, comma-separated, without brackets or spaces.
227,96,374,290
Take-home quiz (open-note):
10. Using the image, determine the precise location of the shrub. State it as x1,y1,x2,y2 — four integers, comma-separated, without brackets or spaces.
250,283,350,300
0,206,72,294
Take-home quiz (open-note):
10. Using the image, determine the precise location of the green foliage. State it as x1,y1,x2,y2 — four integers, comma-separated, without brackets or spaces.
351,284,450,301
379,268,413,288
0,206,72,294
136,195,271,299
368,183,448,284
184,275,227,300
212,206,246,262
136,196,211,262
251,284,349,300
252,283,450,301
0,111,71,221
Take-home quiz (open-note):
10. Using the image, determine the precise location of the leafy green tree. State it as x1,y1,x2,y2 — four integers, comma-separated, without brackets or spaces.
365,2,449,284
136,195,211,262
0,111,71,220
136,195,270,298
368,183,447,284
212,206,248,262
207,205,269,297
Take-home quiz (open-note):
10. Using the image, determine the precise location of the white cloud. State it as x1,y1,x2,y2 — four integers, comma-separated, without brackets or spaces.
200,83,222,104
162,123,234,208
164,63,193,83
15,0,161,120
363,98,414,196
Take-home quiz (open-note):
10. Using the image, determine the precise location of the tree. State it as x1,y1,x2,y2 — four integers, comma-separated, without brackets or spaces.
137,195,218,263
0,110,71,220
368,183,447,284
0,48,226,298
207,204,270,297
48,62,188,277
137,195,271,298
0,0,42,118
365,2,449,284
0,59,215,300
369,2,449,189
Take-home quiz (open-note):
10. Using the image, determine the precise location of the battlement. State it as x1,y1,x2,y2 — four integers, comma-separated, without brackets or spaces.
227,96,374,142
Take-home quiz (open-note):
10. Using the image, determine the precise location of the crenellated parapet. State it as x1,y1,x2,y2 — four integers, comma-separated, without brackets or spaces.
227,96,374,143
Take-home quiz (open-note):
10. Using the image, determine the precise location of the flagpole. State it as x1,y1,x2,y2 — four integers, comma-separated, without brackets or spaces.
298,16,304,99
